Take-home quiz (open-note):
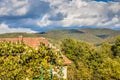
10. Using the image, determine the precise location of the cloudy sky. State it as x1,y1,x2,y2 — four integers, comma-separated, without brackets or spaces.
0,0,120,34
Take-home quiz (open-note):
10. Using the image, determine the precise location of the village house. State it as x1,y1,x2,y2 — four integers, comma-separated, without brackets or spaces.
0,36,72,79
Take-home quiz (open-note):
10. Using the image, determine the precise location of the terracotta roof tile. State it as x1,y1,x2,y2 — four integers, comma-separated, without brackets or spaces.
0,36,49,48
62,55,72,65
0,36,72,65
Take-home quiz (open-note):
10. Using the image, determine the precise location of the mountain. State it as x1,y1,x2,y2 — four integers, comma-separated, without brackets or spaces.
0,28,120,45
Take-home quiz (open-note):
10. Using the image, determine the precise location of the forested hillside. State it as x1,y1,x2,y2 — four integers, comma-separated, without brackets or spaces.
0,28,120,44
61,37,120,80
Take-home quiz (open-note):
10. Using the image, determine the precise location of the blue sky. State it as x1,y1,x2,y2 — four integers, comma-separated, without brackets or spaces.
0,0,120,34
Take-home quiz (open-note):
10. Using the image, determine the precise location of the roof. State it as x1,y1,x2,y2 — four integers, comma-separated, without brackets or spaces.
62,55,72,65
0,36,72,65
0,36,49,48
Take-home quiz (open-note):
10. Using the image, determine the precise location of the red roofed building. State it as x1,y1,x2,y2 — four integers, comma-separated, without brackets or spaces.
0,36,49,48
0,36,72,79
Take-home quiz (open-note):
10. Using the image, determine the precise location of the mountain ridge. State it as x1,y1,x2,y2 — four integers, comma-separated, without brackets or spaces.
0,28,120,44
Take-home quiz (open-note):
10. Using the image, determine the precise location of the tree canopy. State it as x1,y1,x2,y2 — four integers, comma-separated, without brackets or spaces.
1,36,120,80
0,42,64,80
61,38,120,80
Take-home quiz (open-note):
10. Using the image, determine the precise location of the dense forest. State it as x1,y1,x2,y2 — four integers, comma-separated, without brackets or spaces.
0,36,120,80
61,36,120,80
0,42,64,80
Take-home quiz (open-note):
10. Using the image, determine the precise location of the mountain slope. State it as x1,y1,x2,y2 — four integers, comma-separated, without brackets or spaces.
0,28,120,44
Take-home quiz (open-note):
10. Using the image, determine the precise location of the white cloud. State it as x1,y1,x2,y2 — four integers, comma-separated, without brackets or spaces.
115,23,120,27
0,23,37,34
0,0,29,16
15,6,28,15
109,2,120,13
57,1,108,27
36,14,51,27
42,0,120,28
0,23,9,28
97,15,120,27
0,0,120,31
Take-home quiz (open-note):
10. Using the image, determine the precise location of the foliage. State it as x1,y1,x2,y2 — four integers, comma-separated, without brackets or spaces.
112,36,120,57
61,38,120,80
0,42,64,80
1,35,120,80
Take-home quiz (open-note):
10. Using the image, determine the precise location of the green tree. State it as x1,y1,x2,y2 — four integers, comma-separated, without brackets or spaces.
98,43,113,58
0,42,64,80
61,38,120,80
61,38,94,79
112,36,120,57
61,38,94,62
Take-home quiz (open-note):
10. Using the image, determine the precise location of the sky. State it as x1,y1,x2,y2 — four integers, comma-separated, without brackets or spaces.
0,0,120,34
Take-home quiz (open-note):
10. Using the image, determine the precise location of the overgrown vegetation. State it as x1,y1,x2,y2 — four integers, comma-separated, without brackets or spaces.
0,42,64,80
61,37,120,80
0,31,120,79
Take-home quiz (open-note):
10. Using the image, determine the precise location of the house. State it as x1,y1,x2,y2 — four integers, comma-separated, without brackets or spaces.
0,36,72,79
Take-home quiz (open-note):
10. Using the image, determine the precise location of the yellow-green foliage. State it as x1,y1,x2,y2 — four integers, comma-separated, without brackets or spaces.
112,36,120,57
0,42,63,80
61,38,120,80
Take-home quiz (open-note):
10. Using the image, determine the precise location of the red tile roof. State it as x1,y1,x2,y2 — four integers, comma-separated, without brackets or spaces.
0,36,49,48
0,36,72,65
62,55,72,65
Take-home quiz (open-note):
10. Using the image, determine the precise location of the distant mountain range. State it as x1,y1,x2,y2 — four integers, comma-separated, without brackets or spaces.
0,28,120,45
